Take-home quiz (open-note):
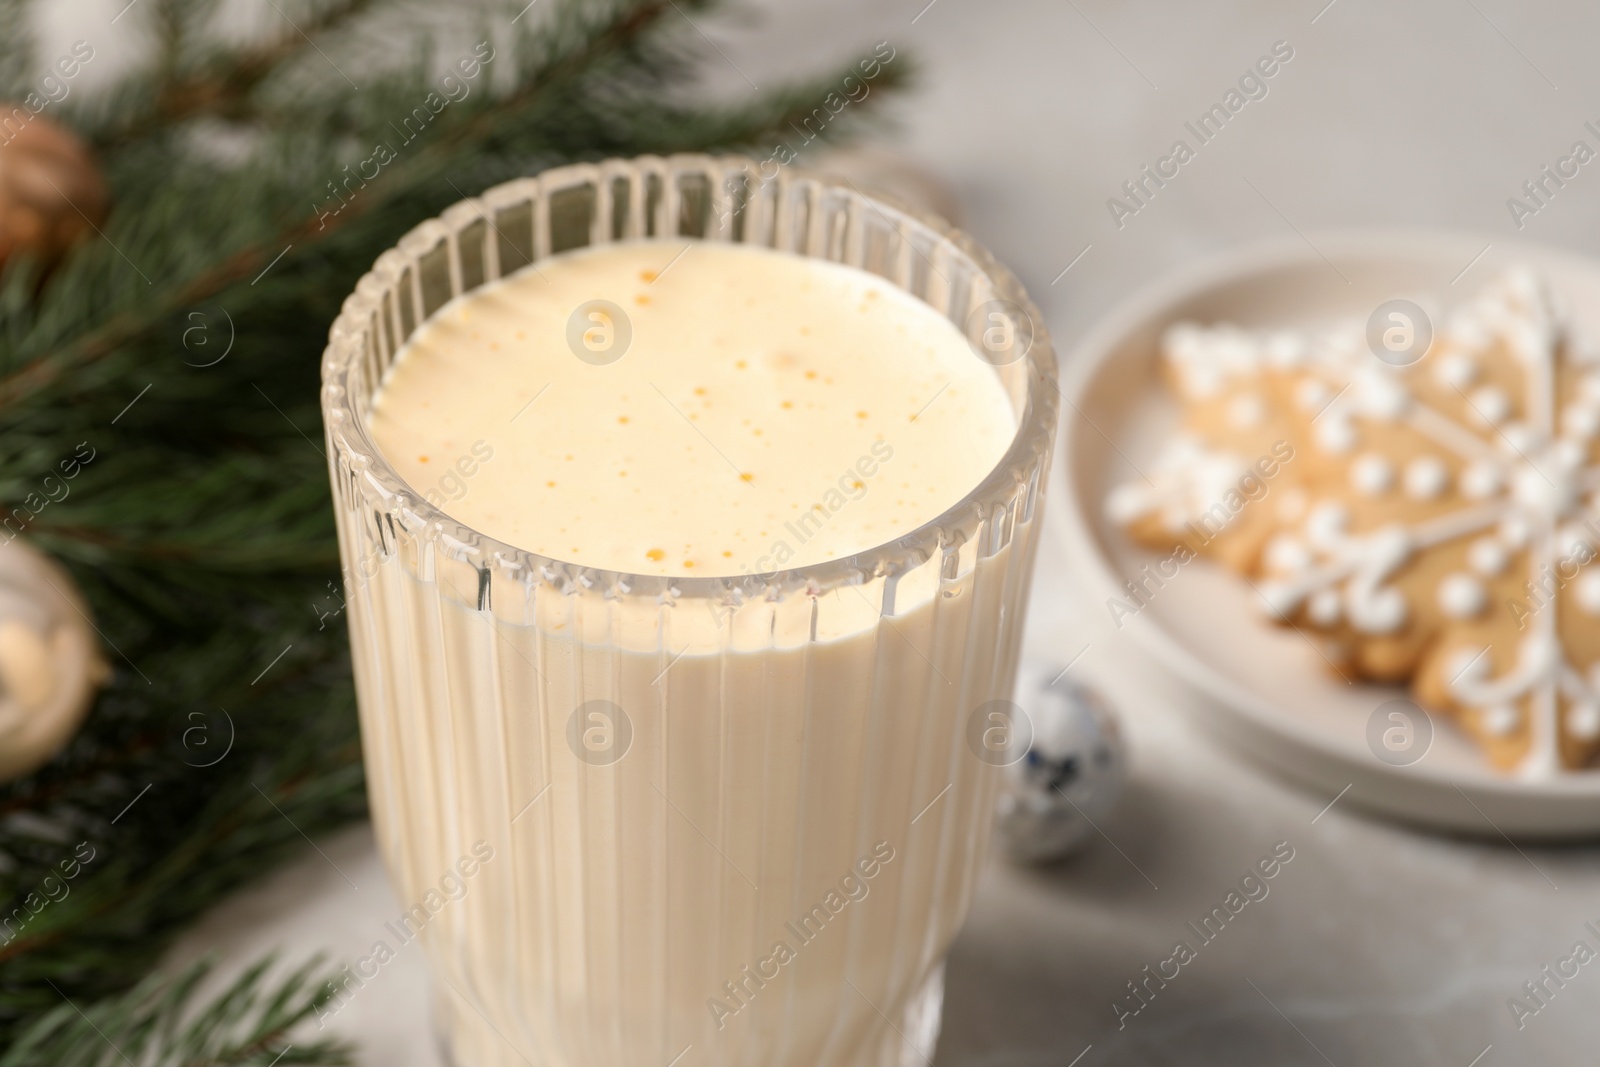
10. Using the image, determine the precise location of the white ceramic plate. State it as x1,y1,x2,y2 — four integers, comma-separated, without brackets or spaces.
1054,230,1600,840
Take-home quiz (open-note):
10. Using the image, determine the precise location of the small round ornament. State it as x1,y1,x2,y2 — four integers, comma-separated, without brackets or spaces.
0,110,108,275
0,538,107,781
995,663,1127,863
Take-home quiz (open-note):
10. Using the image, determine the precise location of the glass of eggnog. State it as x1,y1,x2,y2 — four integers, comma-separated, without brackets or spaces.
320,155,1057,1067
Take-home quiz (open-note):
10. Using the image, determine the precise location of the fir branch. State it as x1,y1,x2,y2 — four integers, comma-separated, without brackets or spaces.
0,954,352,1067
90,0,381,146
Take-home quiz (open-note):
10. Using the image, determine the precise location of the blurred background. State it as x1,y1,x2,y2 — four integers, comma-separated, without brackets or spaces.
9,0,1600,1064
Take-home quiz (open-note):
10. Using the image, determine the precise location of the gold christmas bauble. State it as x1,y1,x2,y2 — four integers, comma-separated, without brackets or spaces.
0,109,108,274
0,538,108,781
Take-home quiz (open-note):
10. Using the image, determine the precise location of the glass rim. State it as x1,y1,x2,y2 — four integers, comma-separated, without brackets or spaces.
320,153,1058,603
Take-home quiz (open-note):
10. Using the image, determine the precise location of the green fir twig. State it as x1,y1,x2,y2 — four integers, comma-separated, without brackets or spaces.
1,954,352,1067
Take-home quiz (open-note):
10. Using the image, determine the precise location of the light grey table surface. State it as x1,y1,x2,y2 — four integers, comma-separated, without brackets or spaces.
58,0,1596,1062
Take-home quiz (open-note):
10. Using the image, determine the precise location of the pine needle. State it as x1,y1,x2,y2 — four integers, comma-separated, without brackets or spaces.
2,955,353,1066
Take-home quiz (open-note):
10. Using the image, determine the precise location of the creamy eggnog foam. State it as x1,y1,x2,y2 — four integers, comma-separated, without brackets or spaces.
344,237,1040,1067
369,239,1015,576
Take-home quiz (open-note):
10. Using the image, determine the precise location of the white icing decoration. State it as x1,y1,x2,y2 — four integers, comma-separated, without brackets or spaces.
1507,322,1549,365
1216,333,1255,367
1511,445,1579,518
1295,378,1330,412
1184,369,1225,399
1512,465,1556,514
1439,572,1487,618
1355,370,1409,421
1568,702,1600,740
1434,352,1478,389
1347,584,1407,634
1403,456,1449,500
1164,323,1202,354
1576,571,1600,616
1103,438,1259,535
1503,265,1540,305
1162,324,1224,398
1252,522,1413,634
1255,579,1299,620
1499,421,1538,458
1481,703,1521,737
1264,535,1311,573
1315,416,1356,454
1351,453,1395,495
1158,321,1357,403
1447,631,1559,776
1318,325,1361,360
1499,515,1531,549
1469,538,1509,576
1561,403,1600,440
1306,502,1349,548
1558,522,1593,558
1342,527,1413,634
1228,393,1266,429
1266,332,1306,366
1468,385,1511,425
1460,461,1504,499
1307,589,1342,625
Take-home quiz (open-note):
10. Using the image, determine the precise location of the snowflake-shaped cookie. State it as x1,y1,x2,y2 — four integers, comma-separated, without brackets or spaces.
1253,269,1600,775
1108,268,1600,776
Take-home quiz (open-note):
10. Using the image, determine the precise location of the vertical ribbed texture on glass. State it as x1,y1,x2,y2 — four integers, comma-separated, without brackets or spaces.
321,156,1058,1067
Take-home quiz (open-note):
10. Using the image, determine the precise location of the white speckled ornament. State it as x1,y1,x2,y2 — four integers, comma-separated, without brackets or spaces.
0,538,107,780
995,663,1127,863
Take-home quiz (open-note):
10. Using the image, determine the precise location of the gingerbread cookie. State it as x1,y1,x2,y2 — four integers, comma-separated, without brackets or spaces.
1106,322,1338,571
1108,268,1600,777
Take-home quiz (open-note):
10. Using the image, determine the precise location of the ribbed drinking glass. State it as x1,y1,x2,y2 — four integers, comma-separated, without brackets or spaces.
319,154,1058,1067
